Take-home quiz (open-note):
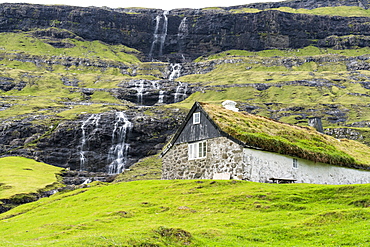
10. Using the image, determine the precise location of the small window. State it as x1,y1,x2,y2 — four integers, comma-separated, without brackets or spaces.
188,141,207,160
193,112,200,124
293,158,298,169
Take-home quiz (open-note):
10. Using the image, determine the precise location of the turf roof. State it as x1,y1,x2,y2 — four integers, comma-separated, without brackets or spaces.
199,102,370,170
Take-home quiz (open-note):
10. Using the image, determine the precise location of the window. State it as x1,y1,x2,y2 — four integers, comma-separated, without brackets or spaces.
188,141,207,160
193,112,200,124
293,158,298,169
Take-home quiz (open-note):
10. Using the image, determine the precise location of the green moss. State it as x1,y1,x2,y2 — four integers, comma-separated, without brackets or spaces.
229,8,262,14
89,91,121,104
0,32,141,64
271,6,370,18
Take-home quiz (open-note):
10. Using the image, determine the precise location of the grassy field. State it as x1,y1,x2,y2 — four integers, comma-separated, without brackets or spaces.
0,156,63,199
0,179,369,246
113,155,162,183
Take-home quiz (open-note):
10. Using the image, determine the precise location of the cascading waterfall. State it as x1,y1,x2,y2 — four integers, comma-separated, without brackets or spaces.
107,112,132,175
134,80,145,104
149,11,168,60
158,90,165,104
151,81,165,104
177,17,188,56
169,63,182,80
80,114,100,171
149,14,161,58
178,17,187,38
174,81,188,103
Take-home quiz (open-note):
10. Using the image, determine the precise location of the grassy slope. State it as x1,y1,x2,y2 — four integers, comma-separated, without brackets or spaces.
0,180,369,246
113,155,162,182
230,6,370,17
0,32,141,64
175,46,370,127
0,157,63,199
0,31,141,121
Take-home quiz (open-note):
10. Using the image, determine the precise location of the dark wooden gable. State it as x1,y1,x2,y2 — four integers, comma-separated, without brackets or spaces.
161,103,223,156
161,102,251,157
174,103,222,145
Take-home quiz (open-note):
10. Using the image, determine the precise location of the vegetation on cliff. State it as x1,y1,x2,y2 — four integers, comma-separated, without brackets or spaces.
230,6,370,17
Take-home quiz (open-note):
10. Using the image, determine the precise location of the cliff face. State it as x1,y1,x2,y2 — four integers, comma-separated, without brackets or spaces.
229,0,369,10
1,1,370,174
0,109,184,172
1,3,370,61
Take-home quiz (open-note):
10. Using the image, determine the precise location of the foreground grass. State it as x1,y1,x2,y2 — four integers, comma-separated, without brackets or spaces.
0,157,63,199
0,179,369,246
114,155,162,182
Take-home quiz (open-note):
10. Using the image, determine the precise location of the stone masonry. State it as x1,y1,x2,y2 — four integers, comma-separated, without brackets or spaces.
162,137,247,180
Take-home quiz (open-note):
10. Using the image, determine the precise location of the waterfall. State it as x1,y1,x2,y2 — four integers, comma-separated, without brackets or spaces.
159,11,168,56
174,81,188,103
169,63,182,80
134,80,145,104
178,17,187,38
158,90,165,104
149,11,168,60
151,81,159,89
79,114,100,171
177,17,188,59
107,112,132,175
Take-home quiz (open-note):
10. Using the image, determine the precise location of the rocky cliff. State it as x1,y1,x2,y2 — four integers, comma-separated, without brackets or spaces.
0,108,184,172
1,0,370,175
0,2,370,61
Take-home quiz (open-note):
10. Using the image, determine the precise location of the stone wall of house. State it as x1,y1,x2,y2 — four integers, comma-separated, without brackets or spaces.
162,137,247,180
162,136,370,184
244,148,370,184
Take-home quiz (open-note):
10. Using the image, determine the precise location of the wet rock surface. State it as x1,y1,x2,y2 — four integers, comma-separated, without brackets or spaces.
0,108,185,172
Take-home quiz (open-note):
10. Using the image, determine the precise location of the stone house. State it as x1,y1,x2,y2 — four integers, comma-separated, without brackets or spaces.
161,102,370,184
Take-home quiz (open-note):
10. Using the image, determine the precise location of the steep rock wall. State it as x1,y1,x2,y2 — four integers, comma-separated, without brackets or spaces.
0,108,184,172
0,3,370,61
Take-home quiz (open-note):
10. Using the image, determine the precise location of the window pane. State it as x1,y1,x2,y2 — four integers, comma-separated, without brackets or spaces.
203,142,206,157
188,144,193,160
193,112,200,124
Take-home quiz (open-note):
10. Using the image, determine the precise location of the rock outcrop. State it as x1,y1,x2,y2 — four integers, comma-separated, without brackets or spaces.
0,2,370,61
0,108,185,172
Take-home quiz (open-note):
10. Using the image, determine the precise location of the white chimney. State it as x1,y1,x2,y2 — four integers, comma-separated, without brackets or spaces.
222,100,239,112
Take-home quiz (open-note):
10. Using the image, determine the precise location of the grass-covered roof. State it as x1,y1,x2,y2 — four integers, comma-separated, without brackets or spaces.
200,102,370,170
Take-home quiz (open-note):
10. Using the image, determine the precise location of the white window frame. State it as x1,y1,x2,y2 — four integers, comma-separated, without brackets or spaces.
193,112,200,124
188,141,207,160
293,158,298,169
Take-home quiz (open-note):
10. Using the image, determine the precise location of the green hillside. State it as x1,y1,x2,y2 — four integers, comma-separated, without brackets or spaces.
0,180,369,246
0,156,63,199
1,5,370,247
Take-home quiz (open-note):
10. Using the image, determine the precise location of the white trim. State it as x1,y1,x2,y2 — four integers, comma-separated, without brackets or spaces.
293,158,298,169
188,141,207,160
193,112,200,124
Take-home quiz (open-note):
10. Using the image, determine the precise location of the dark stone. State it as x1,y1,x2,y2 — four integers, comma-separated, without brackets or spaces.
0,3,370,62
